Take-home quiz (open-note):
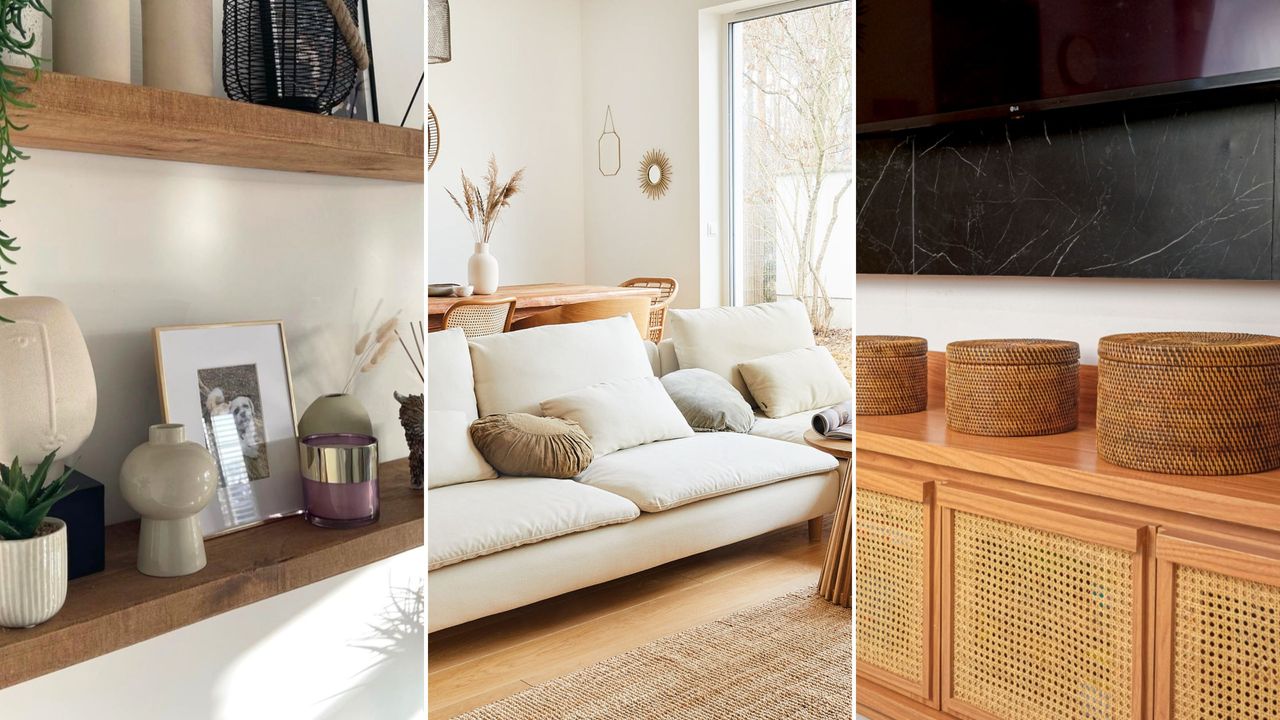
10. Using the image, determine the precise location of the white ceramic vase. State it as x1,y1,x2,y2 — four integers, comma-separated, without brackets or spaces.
0,297,97,474
52,0,132,83
468,243,500,295
0,519,68,628
141,0,214,95
120,424,219,578
298,393,374,438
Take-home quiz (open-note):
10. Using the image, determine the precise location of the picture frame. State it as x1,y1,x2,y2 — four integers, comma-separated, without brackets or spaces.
153,321,302,538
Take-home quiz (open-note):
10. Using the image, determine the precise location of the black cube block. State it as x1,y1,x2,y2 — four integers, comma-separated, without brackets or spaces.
50,470,105,580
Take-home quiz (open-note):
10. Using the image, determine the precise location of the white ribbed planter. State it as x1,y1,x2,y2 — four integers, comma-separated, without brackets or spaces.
0,519,68,628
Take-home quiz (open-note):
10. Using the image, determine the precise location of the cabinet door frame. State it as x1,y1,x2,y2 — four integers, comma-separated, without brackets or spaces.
1154,529,1280,720
937,483,1149,720
857,467,937,707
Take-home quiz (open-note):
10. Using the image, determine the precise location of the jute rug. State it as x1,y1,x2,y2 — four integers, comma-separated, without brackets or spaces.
455,585,852,719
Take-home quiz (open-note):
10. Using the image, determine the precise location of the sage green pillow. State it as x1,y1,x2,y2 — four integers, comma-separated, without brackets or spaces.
660,368,755,433
469,413,594,478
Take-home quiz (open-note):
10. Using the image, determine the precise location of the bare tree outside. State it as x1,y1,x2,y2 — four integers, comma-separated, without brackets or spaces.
733,1,853,377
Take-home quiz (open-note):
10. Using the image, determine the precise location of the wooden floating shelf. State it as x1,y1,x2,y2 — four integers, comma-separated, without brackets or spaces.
0,459,423,690
11,71,423,182
857,353,1280,529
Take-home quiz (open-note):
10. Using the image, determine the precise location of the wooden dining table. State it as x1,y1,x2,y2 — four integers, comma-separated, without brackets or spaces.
427,283,659,331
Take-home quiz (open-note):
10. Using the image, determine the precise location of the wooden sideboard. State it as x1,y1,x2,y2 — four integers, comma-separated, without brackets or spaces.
857,353,1280,720
427,283,658,331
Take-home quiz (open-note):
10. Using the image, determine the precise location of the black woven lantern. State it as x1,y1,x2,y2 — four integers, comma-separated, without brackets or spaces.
223,0,363,114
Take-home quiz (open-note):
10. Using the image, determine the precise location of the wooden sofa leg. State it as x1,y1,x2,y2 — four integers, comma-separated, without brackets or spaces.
808,517,823,543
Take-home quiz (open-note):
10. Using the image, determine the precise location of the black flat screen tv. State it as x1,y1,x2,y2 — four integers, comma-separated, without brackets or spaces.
858,0,1280,133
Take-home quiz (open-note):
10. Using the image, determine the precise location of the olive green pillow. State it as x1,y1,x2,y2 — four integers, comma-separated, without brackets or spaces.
660,368,755,433
469,413,594,478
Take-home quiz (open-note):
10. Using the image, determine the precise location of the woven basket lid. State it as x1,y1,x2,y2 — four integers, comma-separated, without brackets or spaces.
857,335,928,358
946,338,1079,366
1098,332,1280,367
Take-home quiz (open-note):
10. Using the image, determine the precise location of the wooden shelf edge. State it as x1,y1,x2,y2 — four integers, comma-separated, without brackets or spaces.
12,72,424,183
0,459,424,690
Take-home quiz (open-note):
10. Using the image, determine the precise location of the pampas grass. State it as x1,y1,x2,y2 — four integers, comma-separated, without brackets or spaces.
445,155,526,245
342,312,424,393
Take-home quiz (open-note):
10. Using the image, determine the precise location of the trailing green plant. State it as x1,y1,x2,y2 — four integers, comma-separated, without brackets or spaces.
0,449,76,540
0,0,50,322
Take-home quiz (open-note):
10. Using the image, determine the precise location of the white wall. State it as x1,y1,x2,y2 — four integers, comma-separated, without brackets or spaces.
857,274,1280,364
426,0,586,287
0,548,426,720
9,151,423,525
428,0,825,310
581,0,737,308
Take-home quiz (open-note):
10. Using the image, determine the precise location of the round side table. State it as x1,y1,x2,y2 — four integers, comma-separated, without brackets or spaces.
804,429,852,607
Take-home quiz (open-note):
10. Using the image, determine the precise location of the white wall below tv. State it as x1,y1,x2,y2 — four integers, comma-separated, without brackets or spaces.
857,274,1280,363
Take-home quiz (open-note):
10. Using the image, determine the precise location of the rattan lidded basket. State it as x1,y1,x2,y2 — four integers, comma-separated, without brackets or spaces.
856,335,928,416
945,338,1080,436
1097,332,1280,475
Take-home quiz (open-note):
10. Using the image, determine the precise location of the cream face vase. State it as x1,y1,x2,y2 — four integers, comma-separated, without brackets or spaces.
120,425,219,577
0,518,68,628
0,297,98,472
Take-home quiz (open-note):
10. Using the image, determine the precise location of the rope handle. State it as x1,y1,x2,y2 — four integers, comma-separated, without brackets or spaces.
323,0,370,72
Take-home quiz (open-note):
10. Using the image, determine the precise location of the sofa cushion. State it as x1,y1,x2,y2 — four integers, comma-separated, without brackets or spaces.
428,477,640,570
428,328,479,418
748,410,816,445
660,368,755,433
427,410,497,488
656,338,679,376
540,376,694,456
469,316,655,416
470,413,594,478
738,345,852,418
577,433,837,512
665,300,815,405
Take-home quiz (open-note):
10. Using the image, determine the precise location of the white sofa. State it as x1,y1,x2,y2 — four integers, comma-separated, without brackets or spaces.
427,301,844,632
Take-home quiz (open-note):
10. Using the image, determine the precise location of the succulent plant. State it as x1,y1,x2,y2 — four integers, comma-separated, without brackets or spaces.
0,449,76,540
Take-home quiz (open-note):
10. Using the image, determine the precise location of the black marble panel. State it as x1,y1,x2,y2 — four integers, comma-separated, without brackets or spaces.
858,99,1278,280
855,136,912,274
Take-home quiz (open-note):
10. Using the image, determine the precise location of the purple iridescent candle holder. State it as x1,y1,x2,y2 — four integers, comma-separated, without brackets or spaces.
299,433,380,529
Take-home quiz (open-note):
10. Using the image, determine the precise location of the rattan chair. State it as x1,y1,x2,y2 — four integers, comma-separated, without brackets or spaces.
441,297,517,338
619,277,678,342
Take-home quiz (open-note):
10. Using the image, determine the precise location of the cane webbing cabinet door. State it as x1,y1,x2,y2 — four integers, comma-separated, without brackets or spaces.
857,468,936,706
1154,529,1280,720
938,485,1148,720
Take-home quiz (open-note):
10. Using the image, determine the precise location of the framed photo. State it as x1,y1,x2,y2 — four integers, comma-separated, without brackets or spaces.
153,321,302,537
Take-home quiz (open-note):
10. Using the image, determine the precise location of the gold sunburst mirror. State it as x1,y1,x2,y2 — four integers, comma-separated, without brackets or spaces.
638,149,672,200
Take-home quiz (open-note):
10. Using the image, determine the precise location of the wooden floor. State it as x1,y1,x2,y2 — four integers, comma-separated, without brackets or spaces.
427,516,831,719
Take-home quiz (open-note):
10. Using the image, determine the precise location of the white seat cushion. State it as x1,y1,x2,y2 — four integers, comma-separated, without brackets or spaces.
748,410,815,445
578,433,836,512
428,328,479,418
428,477,640,570
665,300,815,405
468,316,655,416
